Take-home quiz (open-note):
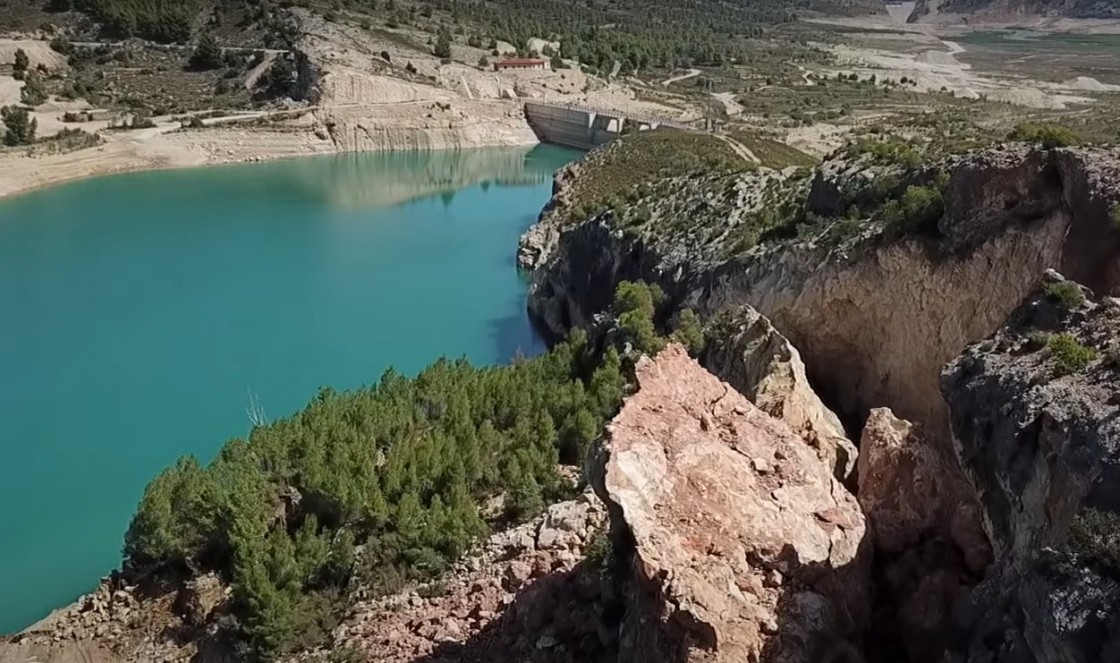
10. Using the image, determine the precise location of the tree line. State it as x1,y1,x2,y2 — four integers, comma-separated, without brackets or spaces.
448,0,784,74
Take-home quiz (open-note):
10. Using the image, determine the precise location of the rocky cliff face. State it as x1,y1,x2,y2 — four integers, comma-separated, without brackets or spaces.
702,305,858,483
941,272,1120,663
589,344,871,663
527,146,1120,448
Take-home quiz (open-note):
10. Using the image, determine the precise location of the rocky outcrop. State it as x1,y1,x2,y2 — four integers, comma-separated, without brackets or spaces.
941,272,1120,663
325,490,611,663
702,305,858,482
527,146,1120,449
318,100,538,153
518,162,584,270
590,344,870,663
0,575,198,663
857,408,991,663
857,409,988,566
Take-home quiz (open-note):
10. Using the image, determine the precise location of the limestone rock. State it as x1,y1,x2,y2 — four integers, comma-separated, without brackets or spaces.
517,162,583,270
941,272,1120,663
536,494,599,551
857,409,988,566
591,344,870,663
703,305,857,482
857,409,939,553
527,144,1120,450
175,573,227,627
332,490,611,663
857,408,990,662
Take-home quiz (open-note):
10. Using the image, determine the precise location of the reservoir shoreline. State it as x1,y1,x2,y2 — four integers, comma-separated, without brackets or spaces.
0,100,541,201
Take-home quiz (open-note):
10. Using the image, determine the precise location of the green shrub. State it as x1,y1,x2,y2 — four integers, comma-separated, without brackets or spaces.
848,136,923,168
1025,330,1052,352
263,58,295,98
584,528,615,583
1047,333,1098,376
1008,122,1083,149
1070,508,1120,575
1042,280,1086,310
671,309,705,356
20,71,48,106
613,281,666,357
13,48,29,75
190,34,223,70
1,105,37,146
881,183,944,235
433,28,452,59
34,127,101,154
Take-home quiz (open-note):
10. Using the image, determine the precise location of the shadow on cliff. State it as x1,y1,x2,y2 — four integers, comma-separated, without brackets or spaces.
407,559,619,663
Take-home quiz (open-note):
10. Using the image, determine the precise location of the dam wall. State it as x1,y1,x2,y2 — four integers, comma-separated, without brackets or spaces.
524,102,691,150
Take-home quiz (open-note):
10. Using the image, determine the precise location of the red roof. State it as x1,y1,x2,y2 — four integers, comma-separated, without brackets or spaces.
496,58,547,66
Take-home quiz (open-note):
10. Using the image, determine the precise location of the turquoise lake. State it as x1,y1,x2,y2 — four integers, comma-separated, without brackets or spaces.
0,144,579,632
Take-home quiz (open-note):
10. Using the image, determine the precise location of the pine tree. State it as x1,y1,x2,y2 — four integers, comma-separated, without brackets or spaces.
12,48,29,79
190,34,223,70
434,28,453,59
20,71,47,106
505,472,544,521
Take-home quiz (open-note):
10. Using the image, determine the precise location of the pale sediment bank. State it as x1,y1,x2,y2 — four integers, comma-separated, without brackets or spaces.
0,99,539,200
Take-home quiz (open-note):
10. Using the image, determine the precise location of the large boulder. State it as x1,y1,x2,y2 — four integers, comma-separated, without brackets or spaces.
856,408,990,662
857,408,988,567
941,272,1120,663
703,305,857,482
590,344,870,663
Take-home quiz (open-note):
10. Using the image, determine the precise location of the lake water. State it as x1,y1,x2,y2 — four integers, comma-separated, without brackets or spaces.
0,145,579,632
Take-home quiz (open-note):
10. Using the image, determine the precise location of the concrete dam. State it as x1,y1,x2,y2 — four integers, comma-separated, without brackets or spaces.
523,102,692,150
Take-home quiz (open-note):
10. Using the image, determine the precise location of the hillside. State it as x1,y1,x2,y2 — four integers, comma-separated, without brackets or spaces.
909,0,1120,21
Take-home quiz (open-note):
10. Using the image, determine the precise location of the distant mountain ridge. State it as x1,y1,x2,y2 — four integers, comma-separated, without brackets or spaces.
909,0,1120,21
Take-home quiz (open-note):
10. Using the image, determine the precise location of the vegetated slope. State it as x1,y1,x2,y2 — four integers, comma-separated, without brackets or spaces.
0,0,276,44
4,0,878,69
909,0,1120,20
122,332,627,659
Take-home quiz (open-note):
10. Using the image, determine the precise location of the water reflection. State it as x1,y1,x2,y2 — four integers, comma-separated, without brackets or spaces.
274,146,569,210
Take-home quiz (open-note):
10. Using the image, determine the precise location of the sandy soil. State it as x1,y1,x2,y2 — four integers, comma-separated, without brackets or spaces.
0,76,20,105
0,39,68,71
807,10,1120,107
822,33,1105,109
